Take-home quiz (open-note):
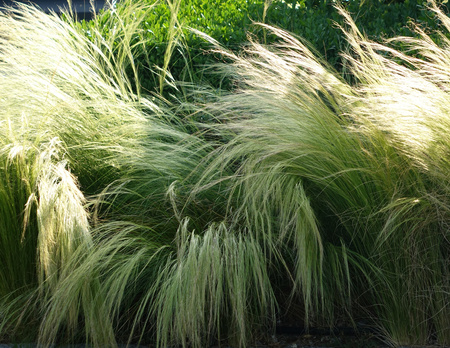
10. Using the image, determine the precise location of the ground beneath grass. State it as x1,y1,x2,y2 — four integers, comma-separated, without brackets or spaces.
0,331,445,348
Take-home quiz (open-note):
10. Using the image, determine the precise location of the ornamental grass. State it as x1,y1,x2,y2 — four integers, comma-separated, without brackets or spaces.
0,1,449,347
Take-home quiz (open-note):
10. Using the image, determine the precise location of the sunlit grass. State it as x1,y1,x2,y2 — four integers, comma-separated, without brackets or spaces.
0,0,215,344
192,3,450,345
0,0,449,347
0,0,233,346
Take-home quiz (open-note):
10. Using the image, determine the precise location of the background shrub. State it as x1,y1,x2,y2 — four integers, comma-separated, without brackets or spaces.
75,0,450,95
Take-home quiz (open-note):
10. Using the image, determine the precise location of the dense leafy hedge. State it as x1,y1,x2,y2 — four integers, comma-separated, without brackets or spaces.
76,0,450,93
268,0,450,73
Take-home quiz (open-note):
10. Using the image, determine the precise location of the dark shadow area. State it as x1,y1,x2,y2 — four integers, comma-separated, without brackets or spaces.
0,0,106,20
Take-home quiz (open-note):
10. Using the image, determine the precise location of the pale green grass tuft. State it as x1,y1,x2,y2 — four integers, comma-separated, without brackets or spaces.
152,220,276,348
192,3,450,344
0,1,211,345
33,139,92,292
1,1,231,346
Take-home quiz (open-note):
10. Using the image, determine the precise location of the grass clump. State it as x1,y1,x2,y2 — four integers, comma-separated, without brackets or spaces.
192,3,450,345
0,1,449,347
0,1,221,345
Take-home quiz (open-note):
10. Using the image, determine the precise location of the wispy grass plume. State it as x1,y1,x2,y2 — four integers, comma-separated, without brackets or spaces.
152,220,276,348
0,1,213,345
193,3,450,345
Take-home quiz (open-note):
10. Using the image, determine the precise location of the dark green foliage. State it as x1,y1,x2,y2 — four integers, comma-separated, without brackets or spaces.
74,0,267,94
74,0,450,94
266,0,450,72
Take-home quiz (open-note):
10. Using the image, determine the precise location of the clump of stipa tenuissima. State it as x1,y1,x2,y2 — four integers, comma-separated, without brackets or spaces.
1,1,449,348
193,2,449,346
0,1,228,347
0,1,170,345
